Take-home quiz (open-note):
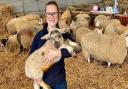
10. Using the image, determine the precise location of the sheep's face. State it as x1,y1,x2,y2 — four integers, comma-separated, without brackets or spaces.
0,38,8,52
95,21,101,27
50,29,63,48
0,38,8,47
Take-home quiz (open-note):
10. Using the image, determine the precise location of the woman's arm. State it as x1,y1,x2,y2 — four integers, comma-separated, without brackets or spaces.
29,32,47,55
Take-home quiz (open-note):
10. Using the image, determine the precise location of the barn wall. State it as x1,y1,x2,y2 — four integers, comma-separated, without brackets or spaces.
0,0,101,15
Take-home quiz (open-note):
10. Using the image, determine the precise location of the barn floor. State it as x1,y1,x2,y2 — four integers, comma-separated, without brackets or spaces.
0,50,128,89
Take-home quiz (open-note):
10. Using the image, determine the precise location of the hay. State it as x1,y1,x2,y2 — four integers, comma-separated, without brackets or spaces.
0,51,127,89
0,4,13,35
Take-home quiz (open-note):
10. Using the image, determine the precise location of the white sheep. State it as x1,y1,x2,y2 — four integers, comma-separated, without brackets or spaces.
81,31,128,67
104,23,128,35
6,14,42,34
70,20,89,37
75,27,92,43
25,28,81,89
75,13,90,27
95,18,121,34
70,13,90,37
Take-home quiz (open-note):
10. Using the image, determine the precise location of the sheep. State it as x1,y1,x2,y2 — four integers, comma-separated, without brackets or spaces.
94,15,110,26
95,18,121,33
70,20,89,37
70,13,90,37
58,21,70,33
75,13,90,22
20,14,40,21
75,27,92,43
60,8,71,26
25,28,81,89
104,23,128,35
81,31,128,67
75,13,90,27
94,15,110,30
6,14,42,35
0,34,20,53
17,26,43,53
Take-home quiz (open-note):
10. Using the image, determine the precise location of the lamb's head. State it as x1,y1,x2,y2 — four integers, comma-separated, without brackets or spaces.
41,28,64,48
50,29,64,48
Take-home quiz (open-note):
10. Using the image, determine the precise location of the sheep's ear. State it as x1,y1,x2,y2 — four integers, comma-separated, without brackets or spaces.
41,34,50,40
38,18,43,25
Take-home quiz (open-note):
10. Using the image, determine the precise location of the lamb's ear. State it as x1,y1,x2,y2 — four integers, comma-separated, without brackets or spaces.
41,33,50,40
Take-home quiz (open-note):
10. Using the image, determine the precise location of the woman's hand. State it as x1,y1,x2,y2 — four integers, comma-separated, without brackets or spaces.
43,48,61,65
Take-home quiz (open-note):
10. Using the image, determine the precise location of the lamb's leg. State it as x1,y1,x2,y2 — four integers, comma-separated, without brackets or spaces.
108,62,111,67
40,80,52,89
33,80,40,89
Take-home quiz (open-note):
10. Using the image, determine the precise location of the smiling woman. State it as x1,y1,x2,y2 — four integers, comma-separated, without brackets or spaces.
27,1,74,89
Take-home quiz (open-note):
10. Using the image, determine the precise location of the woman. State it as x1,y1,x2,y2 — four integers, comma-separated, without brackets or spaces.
29,1,74,89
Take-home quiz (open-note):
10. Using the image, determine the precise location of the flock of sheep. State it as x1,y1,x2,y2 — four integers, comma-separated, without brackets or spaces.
0,7,128,89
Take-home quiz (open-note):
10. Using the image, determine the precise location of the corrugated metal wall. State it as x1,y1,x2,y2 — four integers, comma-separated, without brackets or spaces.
0,0,101,15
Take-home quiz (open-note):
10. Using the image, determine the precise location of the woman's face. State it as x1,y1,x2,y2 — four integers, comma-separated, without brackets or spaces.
45,4,58,27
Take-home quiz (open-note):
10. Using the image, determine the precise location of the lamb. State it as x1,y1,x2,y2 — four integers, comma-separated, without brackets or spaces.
17,26,43,53
81,31,128,67
25,28,81,89
6,14,42,34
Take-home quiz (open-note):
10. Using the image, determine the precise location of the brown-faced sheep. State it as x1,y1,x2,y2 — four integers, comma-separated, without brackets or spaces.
25,28,81,89
60,8,71,26
81,31,128,67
